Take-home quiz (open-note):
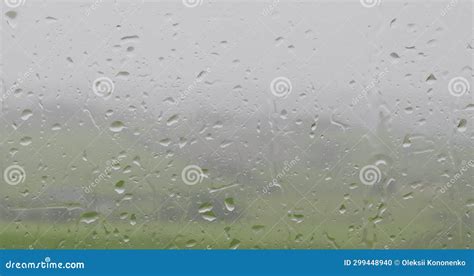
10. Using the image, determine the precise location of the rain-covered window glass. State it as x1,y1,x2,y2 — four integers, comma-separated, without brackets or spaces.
0,0,472,249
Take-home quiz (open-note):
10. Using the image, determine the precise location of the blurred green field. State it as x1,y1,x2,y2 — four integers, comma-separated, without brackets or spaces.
1,118,472,249
1,185,471,249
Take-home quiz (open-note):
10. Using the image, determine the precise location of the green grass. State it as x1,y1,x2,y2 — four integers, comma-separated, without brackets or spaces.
1,127,472,249
1,196,469,250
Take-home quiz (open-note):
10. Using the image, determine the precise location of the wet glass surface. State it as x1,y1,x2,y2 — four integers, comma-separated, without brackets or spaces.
0,0,472,249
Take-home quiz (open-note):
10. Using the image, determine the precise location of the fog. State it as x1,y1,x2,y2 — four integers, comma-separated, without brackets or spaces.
0,0,472,249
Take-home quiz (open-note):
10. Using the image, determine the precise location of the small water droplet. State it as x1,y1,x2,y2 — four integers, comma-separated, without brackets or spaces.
110,121,125,132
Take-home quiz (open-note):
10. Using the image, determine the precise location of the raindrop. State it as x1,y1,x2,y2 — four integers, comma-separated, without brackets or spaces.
6,11,17,19
339,204,346,214
166,114,179,126
110,121,125,132
390,52,400,63
229,239,240,249
201,211,217,222
457,119,467,132
198,202,213,213
402,135,411,148
20,136,32,146
251,225,265,233
224,198,235,212
21,109,33,121
80,212,99,224
426,74,437,84
115,180,125,194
